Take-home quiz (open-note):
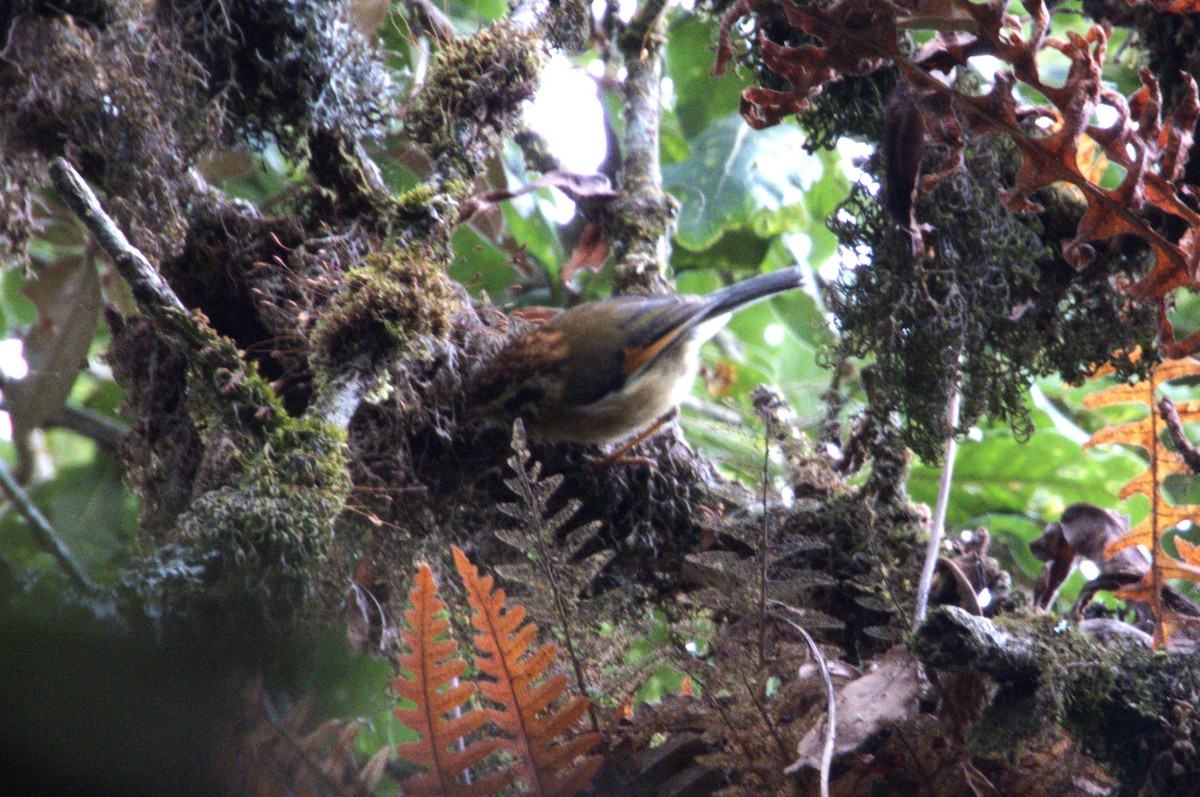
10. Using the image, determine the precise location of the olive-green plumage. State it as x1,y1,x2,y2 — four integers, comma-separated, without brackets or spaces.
472,267,804,444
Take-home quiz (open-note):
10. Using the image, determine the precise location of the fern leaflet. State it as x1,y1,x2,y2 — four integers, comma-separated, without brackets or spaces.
393,562,510,797
453,546,602,797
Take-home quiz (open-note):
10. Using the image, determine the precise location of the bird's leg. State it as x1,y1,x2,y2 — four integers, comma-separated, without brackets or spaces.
589,408,678,469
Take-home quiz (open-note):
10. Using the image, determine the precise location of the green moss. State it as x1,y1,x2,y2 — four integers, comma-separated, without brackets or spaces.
115,303,355,626
167,415,351,622
182,315,287,432
392,181,441,211
406,21,546,176
309,245,460,385
825,133,1156,462
945,611,1200,795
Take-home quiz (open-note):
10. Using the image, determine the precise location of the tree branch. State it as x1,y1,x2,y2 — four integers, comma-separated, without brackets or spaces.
624,0,668,48
48,158,188,324
914,606,1038,681
1159,396,1200,474
609,0,675,294
46,405,128,450
0,456,97,593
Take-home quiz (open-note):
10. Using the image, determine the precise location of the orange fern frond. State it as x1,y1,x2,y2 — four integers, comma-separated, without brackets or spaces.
452,546,602,797
1083,356,1200,646
394,562,510,797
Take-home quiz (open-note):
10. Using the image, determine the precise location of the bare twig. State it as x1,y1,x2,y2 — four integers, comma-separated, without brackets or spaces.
47,405,128,450
1159,396,1200,473
914,381,962,624
0,372,127,449
0,456,97,593
49,158,188,323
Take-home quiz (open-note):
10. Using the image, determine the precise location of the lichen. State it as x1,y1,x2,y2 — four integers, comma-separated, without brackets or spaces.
156,0,397,155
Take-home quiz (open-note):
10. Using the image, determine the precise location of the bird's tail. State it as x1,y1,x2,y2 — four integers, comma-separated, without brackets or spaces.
700,266,804,320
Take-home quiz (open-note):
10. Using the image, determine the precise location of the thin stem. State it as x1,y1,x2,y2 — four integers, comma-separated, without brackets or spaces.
779,612,835,797
759,435,769,671
1150,370,1164,647
914,382,962,624
0,373,127,449
0,457,97,593
1160,396,1200,474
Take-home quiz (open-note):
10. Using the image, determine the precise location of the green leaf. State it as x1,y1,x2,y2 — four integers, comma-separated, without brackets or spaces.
664,115,817,251
908,418,1143,530
666,16,747,139
671,228,774,273
1,267,35,330
0,455,137,584
448,224,517,298
501,200,564,279
445,0,509,26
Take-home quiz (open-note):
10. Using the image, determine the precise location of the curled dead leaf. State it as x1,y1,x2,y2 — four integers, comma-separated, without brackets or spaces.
457,170,619,224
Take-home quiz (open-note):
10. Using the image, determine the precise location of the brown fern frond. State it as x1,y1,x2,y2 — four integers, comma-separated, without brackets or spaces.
452,546,602,797
231,679,388,797
670,615,828,797
393,562,509,797
1081,356,1200,646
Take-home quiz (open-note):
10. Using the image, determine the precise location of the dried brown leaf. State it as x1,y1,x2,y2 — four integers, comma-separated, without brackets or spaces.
5,255,101,440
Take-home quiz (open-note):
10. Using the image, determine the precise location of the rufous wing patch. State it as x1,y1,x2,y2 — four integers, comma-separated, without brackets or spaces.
622,322,689,377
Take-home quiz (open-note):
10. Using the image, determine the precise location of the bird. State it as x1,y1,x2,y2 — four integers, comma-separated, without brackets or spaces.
470,267,804,451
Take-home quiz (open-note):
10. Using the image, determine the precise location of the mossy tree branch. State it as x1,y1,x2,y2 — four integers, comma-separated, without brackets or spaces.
914,606,1200,793
49,158,188,323
608,0,676,295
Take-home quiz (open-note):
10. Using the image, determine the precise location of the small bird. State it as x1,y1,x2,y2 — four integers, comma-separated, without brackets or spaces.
471,267,804,448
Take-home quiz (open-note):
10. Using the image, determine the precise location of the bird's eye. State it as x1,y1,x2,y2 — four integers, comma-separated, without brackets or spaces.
504,385,544,414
